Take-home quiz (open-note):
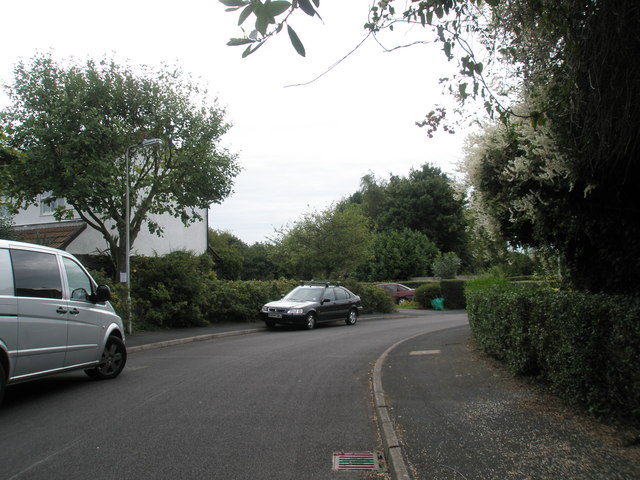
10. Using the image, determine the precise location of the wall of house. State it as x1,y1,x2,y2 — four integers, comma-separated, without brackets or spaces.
12,201,207,256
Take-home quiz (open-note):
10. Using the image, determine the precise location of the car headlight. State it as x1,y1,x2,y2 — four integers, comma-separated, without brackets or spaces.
261,306,269,313
287,308,304,315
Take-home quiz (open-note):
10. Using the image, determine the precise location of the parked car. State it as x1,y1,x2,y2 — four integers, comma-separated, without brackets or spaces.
377,283,416,304
0,239,127,405
260,282,363,330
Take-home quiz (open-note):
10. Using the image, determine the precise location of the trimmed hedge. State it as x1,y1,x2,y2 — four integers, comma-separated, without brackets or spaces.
440,279,466,309
466,282,640,427
415,282,441,309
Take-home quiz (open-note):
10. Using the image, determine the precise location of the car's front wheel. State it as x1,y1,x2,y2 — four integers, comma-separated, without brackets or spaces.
345,309,358,326
305,312,316,330
85,336,127,380
265,319,276,328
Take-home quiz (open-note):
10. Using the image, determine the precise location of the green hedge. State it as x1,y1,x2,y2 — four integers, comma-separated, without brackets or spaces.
466,282,640,426
342,280,395,314
205,278,299,323
440,279,466,309
95,252,396,328
415,282,441,309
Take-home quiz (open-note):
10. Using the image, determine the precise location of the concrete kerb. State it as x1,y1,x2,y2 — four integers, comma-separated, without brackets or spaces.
373,330,437,480
127,327,265,353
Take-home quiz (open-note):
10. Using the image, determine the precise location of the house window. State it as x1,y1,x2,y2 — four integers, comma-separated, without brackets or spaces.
40,192,66,216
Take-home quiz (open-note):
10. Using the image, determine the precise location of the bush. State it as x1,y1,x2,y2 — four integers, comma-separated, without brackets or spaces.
415,282,441,309
342,279,395,314
467,283,640,427
132,251,217,329
206,278,298,322
432,252,461,279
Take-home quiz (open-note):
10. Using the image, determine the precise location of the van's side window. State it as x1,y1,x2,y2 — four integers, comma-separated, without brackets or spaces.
0,249,13,295
10,250,63,299
62,257,93,301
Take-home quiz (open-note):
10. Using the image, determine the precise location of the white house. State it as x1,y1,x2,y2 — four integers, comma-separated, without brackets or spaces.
10,193,208,257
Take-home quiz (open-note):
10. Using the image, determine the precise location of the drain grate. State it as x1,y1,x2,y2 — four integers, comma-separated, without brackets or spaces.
332,451,381,471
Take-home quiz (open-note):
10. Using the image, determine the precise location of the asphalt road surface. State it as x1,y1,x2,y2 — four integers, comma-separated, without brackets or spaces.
0,312,466,480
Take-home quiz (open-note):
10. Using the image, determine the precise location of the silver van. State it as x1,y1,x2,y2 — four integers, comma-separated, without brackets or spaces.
0,239,127,404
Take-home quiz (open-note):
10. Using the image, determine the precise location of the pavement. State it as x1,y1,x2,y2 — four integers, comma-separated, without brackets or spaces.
125,313,640,480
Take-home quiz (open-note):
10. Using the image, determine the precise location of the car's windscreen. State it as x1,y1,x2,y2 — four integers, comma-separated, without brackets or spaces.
283,287,324,302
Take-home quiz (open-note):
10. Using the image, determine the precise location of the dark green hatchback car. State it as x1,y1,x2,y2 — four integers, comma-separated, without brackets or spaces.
260,282,362,330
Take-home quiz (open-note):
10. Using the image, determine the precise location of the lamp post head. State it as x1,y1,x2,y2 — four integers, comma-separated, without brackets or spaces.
141,138,162,147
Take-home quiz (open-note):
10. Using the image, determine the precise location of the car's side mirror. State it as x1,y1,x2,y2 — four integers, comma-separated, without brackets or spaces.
322,298,331,304
92,284,112,303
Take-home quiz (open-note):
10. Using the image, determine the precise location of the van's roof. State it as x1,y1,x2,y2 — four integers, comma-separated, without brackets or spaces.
0,239,70,256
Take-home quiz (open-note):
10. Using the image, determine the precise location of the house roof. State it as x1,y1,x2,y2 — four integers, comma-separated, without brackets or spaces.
12,221,87,250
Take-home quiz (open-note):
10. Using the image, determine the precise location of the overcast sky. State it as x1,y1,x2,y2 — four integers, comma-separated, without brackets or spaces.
1,0,471,245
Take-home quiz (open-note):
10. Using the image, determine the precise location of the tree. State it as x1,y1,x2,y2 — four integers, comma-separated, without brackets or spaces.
357,228,439,281
1,54,240,278
346,164,468,259
270,203,372,279
208,229,247,280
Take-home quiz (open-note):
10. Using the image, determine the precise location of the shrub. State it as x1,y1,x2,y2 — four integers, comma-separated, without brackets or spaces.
342,279,395,314
415,282,441,309
432,252,461,278
206,278,298,322
467,283,640,427
132,251,216,329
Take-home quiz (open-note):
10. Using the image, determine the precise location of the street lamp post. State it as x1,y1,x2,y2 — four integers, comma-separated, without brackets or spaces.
124,138,162,335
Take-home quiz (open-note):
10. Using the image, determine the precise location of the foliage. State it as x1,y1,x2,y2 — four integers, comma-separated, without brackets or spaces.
220,0,496,123
356,228,439,281
206,277,298,322
345,164,468,259
440,279,466,309
414,282,442,309
241,242,282,280
270,203,372,279
432,252,462,279
459,1,640,294
464,275,509,294
341,279,395,315
467,283,640,427
220,0,319,57
132,252,217,329
0,212,14,240
208,229,247,280
0,54,240,279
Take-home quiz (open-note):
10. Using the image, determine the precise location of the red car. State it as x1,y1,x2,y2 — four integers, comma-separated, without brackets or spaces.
377,283,416,304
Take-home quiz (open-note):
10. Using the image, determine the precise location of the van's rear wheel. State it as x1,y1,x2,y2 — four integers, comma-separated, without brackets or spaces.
85,336,127,380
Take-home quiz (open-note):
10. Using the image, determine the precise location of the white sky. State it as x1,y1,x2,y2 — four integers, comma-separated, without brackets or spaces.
1,0,471,245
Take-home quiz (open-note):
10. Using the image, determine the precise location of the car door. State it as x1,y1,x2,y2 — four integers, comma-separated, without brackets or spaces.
333,287,352,319
61,256,103,367
316,287,337,321
11,248,68,378
0,248,18,379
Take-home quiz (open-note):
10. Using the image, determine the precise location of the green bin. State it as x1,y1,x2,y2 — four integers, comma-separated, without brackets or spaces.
431,297,444,310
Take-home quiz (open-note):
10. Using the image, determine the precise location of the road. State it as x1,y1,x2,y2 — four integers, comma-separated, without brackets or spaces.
0,311,467,480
